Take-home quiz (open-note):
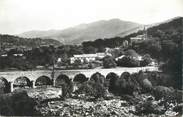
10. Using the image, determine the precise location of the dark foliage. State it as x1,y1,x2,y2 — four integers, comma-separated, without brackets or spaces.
73,74,88,83
90,72,106,86
82,31,143,49
102,56,117,68
106,72,119,92
140,54,152,66
35,76,53,86
0,34,62,49
146,71,176,88
55,74,71,87
124,49,139,57
107,72,141,96
132,39,162,59
83,46,97,54
152,86,175,100
136,71,153,93
55,74,73,98
0,91,40,116
136,17,182,89
0,77,10,94
116,56,140,67
76,81,107,99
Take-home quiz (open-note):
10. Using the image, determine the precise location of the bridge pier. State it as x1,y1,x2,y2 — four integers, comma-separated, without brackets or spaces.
31,80,36,88
52,78,55,87
9,82,14,92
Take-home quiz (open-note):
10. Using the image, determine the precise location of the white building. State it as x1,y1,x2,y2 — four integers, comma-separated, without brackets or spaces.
70,53,106,64
130,35,146,43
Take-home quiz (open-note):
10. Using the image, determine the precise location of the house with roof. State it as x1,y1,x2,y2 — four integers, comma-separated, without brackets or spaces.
130,34,146,43
70,53,106,64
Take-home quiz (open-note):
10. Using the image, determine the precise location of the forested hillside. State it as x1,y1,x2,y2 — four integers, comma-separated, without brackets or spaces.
82,17,183,89
0,34,62,51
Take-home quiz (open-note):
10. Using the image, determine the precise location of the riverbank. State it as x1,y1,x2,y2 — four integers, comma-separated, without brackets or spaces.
25,87,181,117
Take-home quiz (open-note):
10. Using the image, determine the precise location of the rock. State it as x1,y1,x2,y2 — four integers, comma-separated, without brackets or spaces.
165,111,178,116
173,103,183,114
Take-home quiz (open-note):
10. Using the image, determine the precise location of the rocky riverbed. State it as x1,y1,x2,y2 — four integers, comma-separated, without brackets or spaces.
25,87,182,117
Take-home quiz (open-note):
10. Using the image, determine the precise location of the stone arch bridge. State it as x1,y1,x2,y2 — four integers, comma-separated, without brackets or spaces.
0,66,158,92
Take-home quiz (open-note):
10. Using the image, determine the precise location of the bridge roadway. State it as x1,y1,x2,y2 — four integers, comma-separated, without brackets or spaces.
0,66,158,92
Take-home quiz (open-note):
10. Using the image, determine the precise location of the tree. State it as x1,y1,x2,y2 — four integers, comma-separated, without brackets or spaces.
73,59,82,67
103,56,117,68
117,56,140,67
140,54,152,66
110,48,124,58
83,46,97,54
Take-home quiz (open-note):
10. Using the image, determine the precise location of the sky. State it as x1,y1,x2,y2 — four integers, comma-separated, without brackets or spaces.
0,0,182,34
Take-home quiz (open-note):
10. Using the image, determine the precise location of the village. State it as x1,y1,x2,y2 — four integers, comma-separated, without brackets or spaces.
0,32,157,71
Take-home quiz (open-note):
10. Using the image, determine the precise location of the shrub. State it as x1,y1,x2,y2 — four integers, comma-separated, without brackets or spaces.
141,79,152,92
73,59,82,67
117,56,140,67
0,77,10,94
124,49,139,57
146,71,176,88
106,72,119,92
90,72,106,86
76,81,107,99
107,72,141,96
0,91,39,116
130,71,154,93
140,54,152,66
55,75,71,87
73,74,88,83
103,56,117,68
152,86,175,100
55,75,73,98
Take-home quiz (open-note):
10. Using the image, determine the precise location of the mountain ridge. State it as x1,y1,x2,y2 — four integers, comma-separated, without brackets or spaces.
18,19,143,44
18,17,182,45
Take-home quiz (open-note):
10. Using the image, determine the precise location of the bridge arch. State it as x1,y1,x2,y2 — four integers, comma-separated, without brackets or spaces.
90,72,105,84
13,76,32,88
55,74,70,87
35,75,53,86
106,72,119,85
106,72,119,92
73,73,88,83
0,77,10,94
120,72,131,80
106,72,119,80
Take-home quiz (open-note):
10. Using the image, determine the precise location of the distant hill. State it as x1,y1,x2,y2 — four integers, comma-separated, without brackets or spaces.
19,19,143,44
81,16,183,49
0,34,62,50
147,16,183,35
